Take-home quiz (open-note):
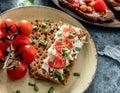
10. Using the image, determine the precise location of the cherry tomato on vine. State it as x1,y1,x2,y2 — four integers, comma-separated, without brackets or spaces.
0,19,17,36
48,55,66,69
0,50,4,68
12,35,30,50
0,50,5,59
7,61,27,80
0,33,5,38
17,20,32,36
17,45,37,64
0,39,10,51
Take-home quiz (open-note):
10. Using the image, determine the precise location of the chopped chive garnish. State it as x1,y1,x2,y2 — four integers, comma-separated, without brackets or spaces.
75,47,81,51
68,32,74,38
57,33,62,37
30,37,34,44
16,90,21,93
29,0,34,4
48,87,54,93
34,85,39,92
62,48,71,57
54,70,64,81
73,72,80,76
28,82,35,86
50,25,55,32
41,23,46,27
33,25,38,30
50,55,54,62
64,66,69,72
44,29,48,34
46,18,50,22
28,82,39,92
39,40,48,46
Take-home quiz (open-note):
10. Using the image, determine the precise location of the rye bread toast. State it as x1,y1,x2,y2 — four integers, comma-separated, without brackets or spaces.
104,0,120,11
29,19,88,85
59,0,114,22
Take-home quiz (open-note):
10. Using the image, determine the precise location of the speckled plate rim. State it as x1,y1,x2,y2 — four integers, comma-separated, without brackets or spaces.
0,6,97,93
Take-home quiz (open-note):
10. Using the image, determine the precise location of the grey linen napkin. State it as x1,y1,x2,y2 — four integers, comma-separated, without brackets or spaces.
98,45,120,63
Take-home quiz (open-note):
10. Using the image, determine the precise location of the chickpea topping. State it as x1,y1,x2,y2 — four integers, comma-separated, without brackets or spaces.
88,2,94,7
80,4,87,12
86,6,93,13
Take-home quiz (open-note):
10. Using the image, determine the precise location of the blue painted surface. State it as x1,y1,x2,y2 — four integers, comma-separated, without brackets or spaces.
0,0,120,93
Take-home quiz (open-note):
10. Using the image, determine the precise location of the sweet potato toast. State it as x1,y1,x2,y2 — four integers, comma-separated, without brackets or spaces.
59,0,114,22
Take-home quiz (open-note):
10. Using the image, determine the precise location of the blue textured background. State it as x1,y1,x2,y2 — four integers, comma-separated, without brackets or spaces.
0,0,120,93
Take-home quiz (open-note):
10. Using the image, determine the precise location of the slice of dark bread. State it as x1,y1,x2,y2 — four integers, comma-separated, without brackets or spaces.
29,19,88,85
59,0,114,22
104,0,120,11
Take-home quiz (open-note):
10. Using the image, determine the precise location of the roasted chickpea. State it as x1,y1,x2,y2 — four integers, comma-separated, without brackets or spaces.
88,2,94,7
80,4,87,12
87,6,93,13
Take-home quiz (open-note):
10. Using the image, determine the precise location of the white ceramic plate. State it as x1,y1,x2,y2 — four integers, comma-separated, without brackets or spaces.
0,6,97,93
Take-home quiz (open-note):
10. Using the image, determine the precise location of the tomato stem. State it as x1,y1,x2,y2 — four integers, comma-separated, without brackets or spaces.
3,51,11,69
3,36,13,69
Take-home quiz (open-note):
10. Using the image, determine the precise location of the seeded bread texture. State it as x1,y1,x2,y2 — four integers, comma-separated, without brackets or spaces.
29,19,88,85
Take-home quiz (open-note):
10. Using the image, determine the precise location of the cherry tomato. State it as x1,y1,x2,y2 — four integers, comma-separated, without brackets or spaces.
55,40,63,55
0,19,17,36
94,0,107,12
48,55,66,69
17,20,32,36
0,50,5,59
17,45,37,64
71,0,80,9
55,38,73,55
0,33,5,38
7,61,27,80
0,39,10,51
63,37,73,49
63,28,77,38
12,35,30,50
0,50,4,68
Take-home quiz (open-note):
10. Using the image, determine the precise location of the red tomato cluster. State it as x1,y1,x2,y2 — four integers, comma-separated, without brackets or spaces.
0,19,37,80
